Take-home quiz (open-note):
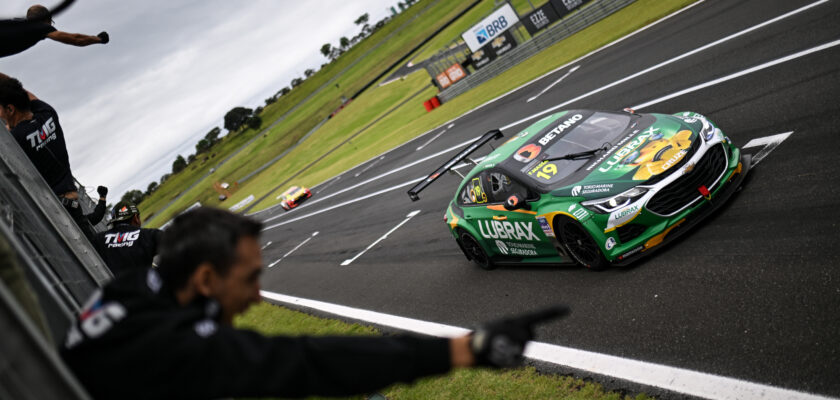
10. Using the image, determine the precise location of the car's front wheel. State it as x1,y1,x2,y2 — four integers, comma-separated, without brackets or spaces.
555,217,608,271
457,230,496,270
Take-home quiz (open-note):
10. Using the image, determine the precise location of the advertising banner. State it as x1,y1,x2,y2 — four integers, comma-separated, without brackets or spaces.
549,0,592,18
461,3,520,52
489,30,517,58
436,63,468,89
522,3,560,35
469,46,496,70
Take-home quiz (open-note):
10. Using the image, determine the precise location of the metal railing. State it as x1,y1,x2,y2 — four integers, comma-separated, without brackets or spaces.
437,0,636,103
0,125,112,315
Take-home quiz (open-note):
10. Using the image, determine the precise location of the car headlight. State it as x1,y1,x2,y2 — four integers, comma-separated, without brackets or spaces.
699,117,715,141
581,187,648,213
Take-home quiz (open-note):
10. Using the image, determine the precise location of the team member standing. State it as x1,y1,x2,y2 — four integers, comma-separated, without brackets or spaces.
95,202,161,277
61,207,566,399
0,4,108,58
0,73,95,240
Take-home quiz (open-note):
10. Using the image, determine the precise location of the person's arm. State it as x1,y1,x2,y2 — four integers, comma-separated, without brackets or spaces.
46,30,107,46
86,186,107,225
170,329,454,399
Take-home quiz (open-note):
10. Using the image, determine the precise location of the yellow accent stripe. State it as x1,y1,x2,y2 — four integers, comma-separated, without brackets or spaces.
727,162,743,182
604,207,643,233
448,208,459,229
643,218,685,251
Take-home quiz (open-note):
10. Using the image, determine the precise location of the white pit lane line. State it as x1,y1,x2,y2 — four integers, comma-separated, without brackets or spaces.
267,231,319,268
526,65,580,103
500,0,830,131
354,156,385,177
260,290,834,400
416,129,446,151
631,40,840,110
340,210,420,266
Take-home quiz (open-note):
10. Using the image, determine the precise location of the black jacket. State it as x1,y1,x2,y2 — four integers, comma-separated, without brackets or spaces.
0,19,56,57
60,269,451,399
9,99,76,194
94,224,161,277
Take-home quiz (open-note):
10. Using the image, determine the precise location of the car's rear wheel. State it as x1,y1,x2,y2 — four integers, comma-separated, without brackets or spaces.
555,217,608,271
458,230,496,270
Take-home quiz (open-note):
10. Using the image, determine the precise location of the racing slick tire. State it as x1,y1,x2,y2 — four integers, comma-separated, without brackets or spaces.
457,229,496,270
555,217,608,271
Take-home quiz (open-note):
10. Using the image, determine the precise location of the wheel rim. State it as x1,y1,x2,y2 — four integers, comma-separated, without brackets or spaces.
562,222,600,266
461,233,489,266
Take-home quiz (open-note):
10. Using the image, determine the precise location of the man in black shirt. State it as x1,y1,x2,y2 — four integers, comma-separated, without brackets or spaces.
0,4,108,58
0,73,96,240
61,207,567,399
95,201,162,277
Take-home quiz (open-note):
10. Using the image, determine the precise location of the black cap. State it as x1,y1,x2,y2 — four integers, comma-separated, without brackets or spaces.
111,201,139,224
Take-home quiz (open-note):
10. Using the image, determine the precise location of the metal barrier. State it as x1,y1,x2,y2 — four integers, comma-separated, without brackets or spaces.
0,124,112,308
437,0,636,103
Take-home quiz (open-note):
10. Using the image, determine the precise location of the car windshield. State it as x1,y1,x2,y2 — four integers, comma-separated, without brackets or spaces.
282,186,300,196
519,112,631,186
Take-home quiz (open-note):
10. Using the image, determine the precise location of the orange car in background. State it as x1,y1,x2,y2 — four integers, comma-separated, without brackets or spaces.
278,186,312,211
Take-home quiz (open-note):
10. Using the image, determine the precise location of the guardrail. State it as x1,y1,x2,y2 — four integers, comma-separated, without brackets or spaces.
437,0,636,103
0,125,111,317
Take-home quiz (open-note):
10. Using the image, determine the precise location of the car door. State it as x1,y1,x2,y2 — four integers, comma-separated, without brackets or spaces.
461,170,553,259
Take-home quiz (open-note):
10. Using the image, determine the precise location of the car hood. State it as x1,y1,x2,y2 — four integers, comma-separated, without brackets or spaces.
550,113,704,199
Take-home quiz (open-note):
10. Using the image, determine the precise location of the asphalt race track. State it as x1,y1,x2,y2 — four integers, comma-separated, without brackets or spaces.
253,0,840,397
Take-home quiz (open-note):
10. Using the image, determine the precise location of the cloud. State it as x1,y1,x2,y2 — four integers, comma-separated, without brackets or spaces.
1,0,396,198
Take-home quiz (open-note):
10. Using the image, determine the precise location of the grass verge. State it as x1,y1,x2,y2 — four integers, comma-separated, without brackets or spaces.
140,0,476,227
234,301,653,400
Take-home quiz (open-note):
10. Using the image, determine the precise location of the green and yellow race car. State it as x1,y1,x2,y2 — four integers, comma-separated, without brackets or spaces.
408,109,750,270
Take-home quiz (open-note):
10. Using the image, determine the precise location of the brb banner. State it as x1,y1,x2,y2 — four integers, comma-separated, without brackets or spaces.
461,3,520,52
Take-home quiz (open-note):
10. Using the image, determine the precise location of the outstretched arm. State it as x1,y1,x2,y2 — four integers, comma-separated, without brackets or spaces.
46,30,107,46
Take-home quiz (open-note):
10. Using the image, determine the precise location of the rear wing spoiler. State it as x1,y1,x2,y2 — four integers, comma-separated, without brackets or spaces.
407,129,504,201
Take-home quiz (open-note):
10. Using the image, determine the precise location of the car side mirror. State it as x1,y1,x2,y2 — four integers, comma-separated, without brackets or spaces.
504,194,530,211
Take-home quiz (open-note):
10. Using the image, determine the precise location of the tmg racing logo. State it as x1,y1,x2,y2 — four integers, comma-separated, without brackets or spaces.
25,117,57,151
478,220,539,241
104,230,141,248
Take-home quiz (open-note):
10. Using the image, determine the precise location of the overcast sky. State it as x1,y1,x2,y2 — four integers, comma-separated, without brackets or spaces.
1,0,397,200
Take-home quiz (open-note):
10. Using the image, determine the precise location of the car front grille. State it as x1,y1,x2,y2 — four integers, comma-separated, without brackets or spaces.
646,144,728,216
616,223,647,244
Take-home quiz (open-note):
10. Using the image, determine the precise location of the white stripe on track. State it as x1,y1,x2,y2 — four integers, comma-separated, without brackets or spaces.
263,136,479,224
632,40,840,109
263,178,424,231
260,290,835,400
340,210,421,266
499,0,829,131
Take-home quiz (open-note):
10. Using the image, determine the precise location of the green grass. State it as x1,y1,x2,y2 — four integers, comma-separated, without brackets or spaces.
410,0,496,63
237,0,695,213
140,0,478,226
234,301,653,400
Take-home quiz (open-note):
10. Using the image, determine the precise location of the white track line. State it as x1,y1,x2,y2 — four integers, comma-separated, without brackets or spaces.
316,176,341,194
416,129,446,151
264,178,423,230
340,210,421,266
267,231,319,268
260,290,834,400
631,39,840,109
261,241,272,250
355,156,385,177
263,137,478,224
741,131,794,166
500,0,829,131
527,65,580,102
